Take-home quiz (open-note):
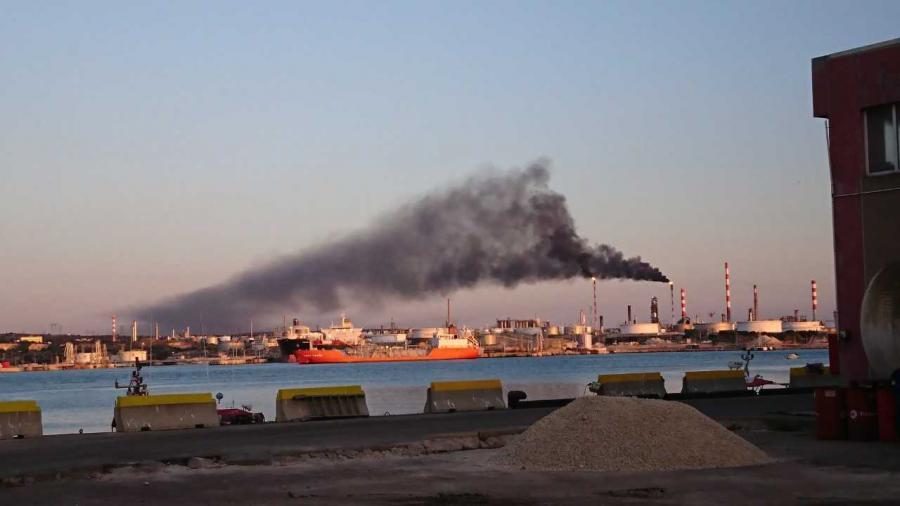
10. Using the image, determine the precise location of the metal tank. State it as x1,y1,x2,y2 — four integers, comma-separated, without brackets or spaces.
782,321,822,332
735,320,783,333
861,263,900,378
619,323,661,336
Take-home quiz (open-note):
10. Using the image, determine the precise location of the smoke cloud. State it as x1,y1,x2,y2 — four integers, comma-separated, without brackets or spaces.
134,161,667,331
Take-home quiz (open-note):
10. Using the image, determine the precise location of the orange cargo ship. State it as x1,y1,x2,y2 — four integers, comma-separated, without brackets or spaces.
295,346,479,364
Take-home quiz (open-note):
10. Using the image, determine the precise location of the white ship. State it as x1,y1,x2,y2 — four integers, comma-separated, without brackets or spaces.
320,314,363,346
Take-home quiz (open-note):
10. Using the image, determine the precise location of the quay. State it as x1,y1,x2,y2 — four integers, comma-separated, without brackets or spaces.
3,392,900,505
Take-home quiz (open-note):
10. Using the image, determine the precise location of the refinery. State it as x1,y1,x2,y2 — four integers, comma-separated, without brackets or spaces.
0,263,831,372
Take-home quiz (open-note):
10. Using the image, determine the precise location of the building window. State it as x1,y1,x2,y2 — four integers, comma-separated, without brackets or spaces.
865,103,899,174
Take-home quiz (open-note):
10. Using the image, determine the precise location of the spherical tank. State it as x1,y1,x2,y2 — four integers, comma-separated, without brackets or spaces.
861,263,900,379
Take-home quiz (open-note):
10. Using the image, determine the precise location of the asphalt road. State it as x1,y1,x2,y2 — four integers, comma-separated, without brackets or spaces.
0,407,554,479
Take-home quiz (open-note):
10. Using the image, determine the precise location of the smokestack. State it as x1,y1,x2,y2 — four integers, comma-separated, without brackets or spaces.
591,277,598,330
811,280,818,321
794,309,799,321
130,320,137,343
446,298,451,327
133,162,668,332
724,262,732,322
753,284,759,321
154,322,159,340
627,305,632,324
748,308,753,321
650,297,659,324
680,288,686,321
669,282,675,325
111,315,117,343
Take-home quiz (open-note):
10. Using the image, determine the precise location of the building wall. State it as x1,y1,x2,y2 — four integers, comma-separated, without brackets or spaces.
812,38,900,381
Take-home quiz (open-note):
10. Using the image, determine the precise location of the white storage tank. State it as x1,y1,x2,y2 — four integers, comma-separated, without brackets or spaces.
619,322,661,336
782,321,822,332
693,322,736,334
481,333,499,346
580,333,592,349
409,328,444,340
369,333,407,345
735,320,783,333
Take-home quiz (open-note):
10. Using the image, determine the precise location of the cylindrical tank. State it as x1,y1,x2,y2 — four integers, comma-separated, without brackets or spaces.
782,321,823,332
481,334,498,346
694,322,736,334
735,320,783,333
619,322,661,336
409,328,444,340
580,333,592,349
547,326,560,336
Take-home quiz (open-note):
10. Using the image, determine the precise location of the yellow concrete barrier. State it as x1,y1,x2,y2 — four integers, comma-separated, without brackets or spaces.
275,385,369,422
114,393,219,432
681,370,747,394
789,365,840,388
0,400,42,439
596,372,666,398
425,379,505,413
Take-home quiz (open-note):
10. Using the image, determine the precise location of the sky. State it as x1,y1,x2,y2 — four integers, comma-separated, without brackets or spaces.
2,1,899,334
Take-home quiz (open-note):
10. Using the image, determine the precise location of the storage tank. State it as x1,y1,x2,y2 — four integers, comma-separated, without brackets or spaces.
409,328,444,340
782,321,822,332
564,325,587,335
735,320,783,333
861,263,900,378
694,322,736,334
547,326,561,336
580,333,592,349
481,333,498,346
369,333,407,345
618,322,661,336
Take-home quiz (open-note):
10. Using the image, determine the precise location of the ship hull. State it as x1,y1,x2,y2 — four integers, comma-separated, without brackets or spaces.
295,347,479,364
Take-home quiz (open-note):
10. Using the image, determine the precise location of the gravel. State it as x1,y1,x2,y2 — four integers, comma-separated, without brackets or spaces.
497,396,772,472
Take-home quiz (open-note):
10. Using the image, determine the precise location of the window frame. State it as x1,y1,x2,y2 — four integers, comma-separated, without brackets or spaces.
864,103,900,176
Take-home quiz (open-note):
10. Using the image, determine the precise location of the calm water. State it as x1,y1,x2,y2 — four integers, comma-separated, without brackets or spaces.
0,349,828,434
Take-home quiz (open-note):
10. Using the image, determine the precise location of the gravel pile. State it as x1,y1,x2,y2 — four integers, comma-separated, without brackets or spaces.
748,335,783,348
497,396,771,472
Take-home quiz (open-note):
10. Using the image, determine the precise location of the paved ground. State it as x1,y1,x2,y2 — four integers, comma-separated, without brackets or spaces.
4,392,899,505
0,408,553,479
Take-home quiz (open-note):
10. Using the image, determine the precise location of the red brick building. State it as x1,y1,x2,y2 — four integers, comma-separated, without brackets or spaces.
812,38,900,381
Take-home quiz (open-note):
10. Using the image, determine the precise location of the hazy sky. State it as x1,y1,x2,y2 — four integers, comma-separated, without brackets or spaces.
2,1,899,334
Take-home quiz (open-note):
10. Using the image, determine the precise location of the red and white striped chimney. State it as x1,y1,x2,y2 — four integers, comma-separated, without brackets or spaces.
680,288,687,321
725,262,732,322
811,280,818,321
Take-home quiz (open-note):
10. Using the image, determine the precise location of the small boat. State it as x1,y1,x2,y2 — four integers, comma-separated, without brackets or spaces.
786,353,800,360
727,361,744,370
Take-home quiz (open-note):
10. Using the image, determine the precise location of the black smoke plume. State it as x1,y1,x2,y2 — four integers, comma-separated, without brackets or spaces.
134,161,667,331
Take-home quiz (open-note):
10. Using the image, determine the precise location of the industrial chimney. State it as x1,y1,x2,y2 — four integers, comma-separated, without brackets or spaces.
724,262,732,322
753,285,759,321
627,305,632,324
811,280,818,321
650,297,659,324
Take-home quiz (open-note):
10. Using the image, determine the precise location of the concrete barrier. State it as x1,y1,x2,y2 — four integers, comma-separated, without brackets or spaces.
0,400,42,439
595,372,667,398
790,365,840,389
682,370,748,394
425,379,505,414
114,393,219,432
275,385,369,422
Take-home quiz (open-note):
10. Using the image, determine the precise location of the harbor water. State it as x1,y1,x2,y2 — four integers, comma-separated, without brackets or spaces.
0,349,828,434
